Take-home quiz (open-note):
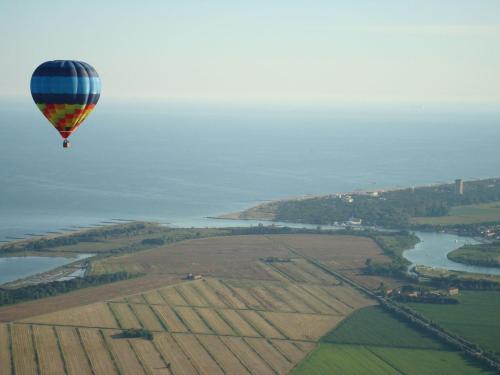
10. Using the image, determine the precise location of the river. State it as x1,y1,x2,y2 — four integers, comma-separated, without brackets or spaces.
404,231,500,276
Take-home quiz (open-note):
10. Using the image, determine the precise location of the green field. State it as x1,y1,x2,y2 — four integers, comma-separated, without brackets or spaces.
447,243,500,268
291,344,493,375
406,291,500,354
291,305,494,374
411,201,500,225
324,306,444,349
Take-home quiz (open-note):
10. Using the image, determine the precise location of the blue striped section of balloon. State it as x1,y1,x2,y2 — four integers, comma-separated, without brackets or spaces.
30,76,101,94
32,60,99,77
31,93,100,105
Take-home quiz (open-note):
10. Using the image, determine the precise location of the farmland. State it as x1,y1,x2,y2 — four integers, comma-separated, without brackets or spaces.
0,236,380,374
406,291,500,354
290,344,493,375
0,232,494,374
292,306,494,375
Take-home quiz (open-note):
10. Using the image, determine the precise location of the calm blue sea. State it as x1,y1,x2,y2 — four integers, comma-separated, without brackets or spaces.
1,98,500,241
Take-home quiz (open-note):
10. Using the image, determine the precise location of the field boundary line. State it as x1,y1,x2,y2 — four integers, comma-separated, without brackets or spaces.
98,329,122,375
75,328,96,375
7,324,15,375
29,324,42,375
53,326,70,375
364,345,408,375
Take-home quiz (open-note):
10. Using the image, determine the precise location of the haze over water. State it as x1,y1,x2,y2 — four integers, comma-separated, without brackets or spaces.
1,99,500,241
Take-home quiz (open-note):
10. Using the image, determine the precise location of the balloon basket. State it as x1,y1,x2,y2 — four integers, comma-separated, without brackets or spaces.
63,140,71,148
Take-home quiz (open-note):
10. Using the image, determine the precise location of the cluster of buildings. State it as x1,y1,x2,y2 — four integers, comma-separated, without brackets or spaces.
386,285,459,298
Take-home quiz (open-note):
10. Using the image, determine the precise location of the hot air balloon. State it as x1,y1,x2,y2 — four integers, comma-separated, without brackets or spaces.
30,60,101,148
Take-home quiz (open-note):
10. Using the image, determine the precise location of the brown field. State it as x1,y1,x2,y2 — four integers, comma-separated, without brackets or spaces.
292,259,340,285
11,324,37,375
245,337,293,374
174,333,225,375
79,328,118,375
154,333,199,375
130,339,171,375
197,334,252,374
175,306,212,334
239,310,285,339
130,304,165,331
270,234,387,270
55,326,93,375
0,233,386,374
153,305,189,333
0,324,11,375
24,302,118,329
196,308,235,335
221,336,276,375
125,294,147,304
109,303,142,329
32,325,66,375
262,312,343,341
104,330,146,375
91,235,291,280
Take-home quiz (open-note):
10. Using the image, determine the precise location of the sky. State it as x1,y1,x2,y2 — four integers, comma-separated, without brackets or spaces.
1,0,500,103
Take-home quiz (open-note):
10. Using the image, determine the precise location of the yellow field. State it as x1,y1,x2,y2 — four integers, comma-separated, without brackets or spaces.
221,336,276,375
1,234,386,374
104,330,146,375
262,312,343,341
245,337,294,374
24,303,118,329
109,303,142,329
196,308,235,335
154,333,199,375
55,326,93,375
198,334,252,374
32,325,66,375
0,324,11,375
153,305,189,332
11,324,37,375
79,328,118,375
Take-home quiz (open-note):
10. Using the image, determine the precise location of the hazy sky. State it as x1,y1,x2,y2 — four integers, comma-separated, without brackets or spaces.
1,1,499,102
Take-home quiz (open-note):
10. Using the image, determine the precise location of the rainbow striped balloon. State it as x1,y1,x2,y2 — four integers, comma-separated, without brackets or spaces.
30,60,101,141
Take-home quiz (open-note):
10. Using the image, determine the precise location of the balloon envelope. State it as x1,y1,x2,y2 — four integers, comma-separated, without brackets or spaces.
30,60,101,139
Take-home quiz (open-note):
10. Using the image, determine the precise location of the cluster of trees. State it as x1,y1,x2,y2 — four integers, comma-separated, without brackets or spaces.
0,271,139,306
272,178,500,228
364,232,419,279
141,238,165,246
120,328,153,340
392,294,458,304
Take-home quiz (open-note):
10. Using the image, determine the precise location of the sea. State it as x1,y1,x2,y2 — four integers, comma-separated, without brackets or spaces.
1,97,500,241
